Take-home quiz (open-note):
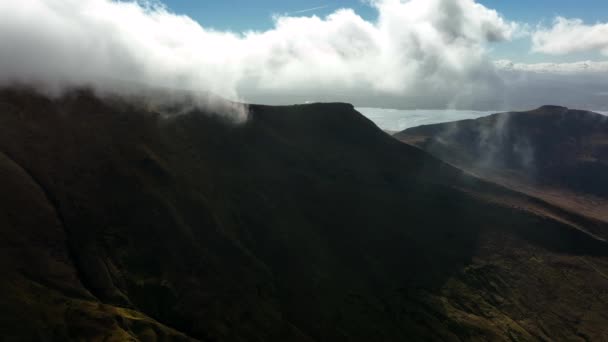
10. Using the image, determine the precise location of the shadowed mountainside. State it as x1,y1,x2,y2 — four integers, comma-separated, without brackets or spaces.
1,90,608,341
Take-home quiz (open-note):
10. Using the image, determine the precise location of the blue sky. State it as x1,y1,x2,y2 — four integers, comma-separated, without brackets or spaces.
162,0,608,63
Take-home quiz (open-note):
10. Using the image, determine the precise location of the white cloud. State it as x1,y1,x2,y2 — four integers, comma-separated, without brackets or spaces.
0,0,517,109
4,0,608,111
0,0,246,98
495,59,608,73
532,17,608,55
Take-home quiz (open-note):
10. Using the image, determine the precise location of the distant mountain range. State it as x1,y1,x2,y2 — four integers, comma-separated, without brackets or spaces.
1,88,607,341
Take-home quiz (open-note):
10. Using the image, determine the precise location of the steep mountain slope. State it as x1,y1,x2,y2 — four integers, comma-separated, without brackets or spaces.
1,89,608,341
396,106,608,228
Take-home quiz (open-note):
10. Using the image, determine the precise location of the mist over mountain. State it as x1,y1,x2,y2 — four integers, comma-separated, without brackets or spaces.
397,105,608,227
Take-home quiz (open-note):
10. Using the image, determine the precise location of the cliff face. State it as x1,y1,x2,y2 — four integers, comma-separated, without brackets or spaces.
1,89,608,341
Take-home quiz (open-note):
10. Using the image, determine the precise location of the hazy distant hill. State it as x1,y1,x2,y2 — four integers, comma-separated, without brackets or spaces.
396,105,608,229
1,90,608,341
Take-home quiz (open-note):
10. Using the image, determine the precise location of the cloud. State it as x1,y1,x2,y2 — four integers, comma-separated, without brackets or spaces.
532,17,608,55
490,60,608,111
4,0,607,112
0,0,518,109
0,0,245,98
248,0,517,93
495,59,608,74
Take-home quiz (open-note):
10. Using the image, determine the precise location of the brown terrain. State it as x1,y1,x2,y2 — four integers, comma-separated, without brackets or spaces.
1,89,608,341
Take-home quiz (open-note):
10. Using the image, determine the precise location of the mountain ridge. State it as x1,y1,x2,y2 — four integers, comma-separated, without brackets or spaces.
396,105,608,228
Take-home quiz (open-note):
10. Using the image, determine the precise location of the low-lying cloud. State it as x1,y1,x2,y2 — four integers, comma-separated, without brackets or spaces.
1,0,608,111
495,59,608,74
0,0,245,98
0,0,517,108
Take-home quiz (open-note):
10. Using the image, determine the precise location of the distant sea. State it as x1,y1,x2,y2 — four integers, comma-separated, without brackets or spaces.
357,108,498,132
358,108,608,132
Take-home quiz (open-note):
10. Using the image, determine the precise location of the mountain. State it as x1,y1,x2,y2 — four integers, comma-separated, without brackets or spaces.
396,105,608,229
1,89,608,341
